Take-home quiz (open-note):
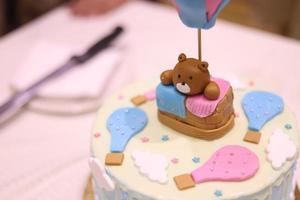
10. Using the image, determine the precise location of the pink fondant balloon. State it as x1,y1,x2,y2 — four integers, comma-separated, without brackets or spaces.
191,145,259,183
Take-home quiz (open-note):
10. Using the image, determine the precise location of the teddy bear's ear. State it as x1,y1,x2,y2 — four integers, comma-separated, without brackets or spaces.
178,53,187,62
197,61,209,72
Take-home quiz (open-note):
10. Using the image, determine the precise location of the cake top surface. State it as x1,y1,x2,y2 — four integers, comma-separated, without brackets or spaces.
91,79,299,200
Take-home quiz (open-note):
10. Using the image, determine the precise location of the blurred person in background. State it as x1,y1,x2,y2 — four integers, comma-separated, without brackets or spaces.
0,0,134,34
0,0,300,39
70,0,129,15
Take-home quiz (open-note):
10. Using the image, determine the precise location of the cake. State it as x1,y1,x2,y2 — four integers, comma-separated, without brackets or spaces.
90,1,299,199
90,68,299,199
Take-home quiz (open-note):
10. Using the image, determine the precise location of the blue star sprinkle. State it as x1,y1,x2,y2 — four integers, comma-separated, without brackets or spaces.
120,191,129,200
214,190,223,197
192,157,200,163
161,135,169,141
285,123,292,130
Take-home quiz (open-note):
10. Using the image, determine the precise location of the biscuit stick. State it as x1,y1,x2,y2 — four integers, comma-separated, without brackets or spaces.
198,29,202,61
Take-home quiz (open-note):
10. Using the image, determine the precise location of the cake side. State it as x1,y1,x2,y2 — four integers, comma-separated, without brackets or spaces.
93,164,296,200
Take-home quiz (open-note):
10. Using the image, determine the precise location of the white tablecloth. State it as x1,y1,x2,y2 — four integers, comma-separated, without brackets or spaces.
0,1,300,199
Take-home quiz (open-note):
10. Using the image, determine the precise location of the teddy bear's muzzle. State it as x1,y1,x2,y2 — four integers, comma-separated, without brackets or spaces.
176,82,191,94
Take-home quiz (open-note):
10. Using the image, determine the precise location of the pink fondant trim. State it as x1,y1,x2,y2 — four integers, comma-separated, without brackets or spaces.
144,90,156,101
186,77,230,118
205,0,222,20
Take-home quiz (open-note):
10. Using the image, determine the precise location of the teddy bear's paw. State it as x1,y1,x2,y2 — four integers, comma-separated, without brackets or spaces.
160,70,173,85
204,81,220,100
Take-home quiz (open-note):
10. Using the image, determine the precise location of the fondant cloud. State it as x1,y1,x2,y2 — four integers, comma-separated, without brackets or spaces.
266,129,297,170
132,150,169,184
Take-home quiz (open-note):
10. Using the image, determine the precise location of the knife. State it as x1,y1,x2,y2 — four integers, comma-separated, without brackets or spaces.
0,26,124,125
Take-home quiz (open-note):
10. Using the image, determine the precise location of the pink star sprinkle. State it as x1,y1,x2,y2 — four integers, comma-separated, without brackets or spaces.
118,95,124,100
94,133,101,138
171,158,179,164
248,81,255,87
235,112,240,118
141,137,150,143
144,90,156,101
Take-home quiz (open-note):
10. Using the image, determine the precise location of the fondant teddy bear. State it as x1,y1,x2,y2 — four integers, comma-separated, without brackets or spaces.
160,53,220,100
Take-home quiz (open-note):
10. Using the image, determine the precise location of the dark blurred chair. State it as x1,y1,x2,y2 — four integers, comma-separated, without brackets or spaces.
1,0,67,35
0,0,5,35
17,0,68,24
220,0,300,39
288,0,300,39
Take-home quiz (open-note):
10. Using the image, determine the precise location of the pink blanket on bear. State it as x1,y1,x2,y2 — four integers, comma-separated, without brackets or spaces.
186,78,230,118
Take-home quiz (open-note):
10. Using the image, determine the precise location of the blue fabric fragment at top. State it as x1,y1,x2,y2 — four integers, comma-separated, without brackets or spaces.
175,0,230,29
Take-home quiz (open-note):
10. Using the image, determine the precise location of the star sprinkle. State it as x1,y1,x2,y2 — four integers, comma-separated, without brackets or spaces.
144,90,156,101
285,124,292,130
161,135,169,142
141,136,150,143
120,191,129,200
214,190,223,197
94,133,101,138
192,157,200,163
248,81,255,87
171,158,179,164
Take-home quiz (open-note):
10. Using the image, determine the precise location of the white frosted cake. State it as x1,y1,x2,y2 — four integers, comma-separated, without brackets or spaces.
90,77,299,200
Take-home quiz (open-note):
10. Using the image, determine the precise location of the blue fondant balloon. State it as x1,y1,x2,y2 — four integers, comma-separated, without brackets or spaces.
242,91,284,131
174,0,230,29
107,107,148,152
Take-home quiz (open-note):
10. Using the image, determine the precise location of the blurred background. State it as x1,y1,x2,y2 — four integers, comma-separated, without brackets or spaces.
1,0,300,39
